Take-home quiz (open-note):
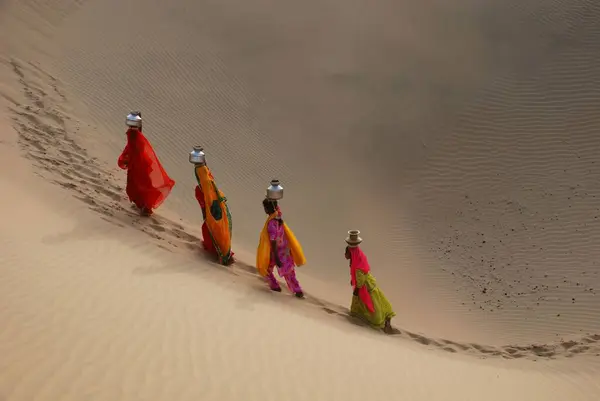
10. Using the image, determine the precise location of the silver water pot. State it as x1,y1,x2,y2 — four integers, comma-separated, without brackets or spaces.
126,112,142,128
345,230,363,247
189,146,206,165
266,179,283,200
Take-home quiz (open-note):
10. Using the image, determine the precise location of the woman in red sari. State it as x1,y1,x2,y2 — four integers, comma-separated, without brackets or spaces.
117,112,175,216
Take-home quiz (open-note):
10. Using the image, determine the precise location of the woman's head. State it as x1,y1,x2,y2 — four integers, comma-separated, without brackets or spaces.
346,246,369,272
263,198,278,215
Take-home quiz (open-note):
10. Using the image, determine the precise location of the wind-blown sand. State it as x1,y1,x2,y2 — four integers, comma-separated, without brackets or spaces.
1,0,600,399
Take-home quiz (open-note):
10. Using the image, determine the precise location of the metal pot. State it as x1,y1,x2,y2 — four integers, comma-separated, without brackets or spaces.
266,179,283,200
189,146,206,165
126,112,142,128
345,230,363,247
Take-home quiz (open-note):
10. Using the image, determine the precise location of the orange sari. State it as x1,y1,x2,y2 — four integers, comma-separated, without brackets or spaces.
194,165,233,265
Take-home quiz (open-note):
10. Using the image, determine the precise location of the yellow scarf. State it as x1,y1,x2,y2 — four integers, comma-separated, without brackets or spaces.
256,212,306,276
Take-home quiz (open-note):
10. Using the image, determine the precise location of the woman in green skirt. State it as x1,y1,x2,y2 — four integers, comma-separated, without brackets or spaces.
345,230,395,334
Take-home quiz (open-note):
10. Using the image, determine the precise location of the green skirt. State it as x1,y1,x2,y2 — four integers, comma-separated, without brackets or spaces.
350,274,396,329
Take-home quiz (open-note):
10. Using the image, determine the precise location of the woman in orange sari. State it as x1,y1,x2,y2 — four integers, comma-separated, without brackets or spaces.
117,112,175,216
193,158,234,265
194,184,217,255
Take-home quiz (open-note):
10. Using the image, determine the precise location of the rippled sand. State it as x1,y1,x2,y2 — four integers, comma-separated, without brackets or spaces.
1,0,600,399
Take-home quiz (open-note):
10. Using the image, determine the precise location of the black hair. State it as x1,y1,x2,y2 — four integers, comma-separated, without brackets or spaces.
262,198,278,215
345,246,352,262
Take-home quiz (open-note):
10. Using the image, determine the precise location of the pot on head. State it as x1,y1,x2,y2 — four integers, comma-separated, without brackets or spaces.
189,146,206,165
345,230,363,248
126,111,142,128
266,179,283,200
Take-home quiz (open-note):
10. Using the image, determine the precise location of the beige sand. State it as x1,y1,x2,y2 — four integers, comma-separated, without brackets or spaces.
1,0,600,399
0,96,598,401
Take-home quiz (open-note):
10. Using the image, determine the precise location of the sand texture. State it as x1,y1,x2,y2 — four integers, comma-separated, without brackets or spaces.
1,0,600,399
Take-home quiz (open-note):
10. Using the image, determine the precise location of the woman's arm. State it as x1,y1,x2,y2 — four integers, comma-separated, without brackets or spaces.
194,186,207,220
353,271,370,296
117,143,130,169
355,270,368,289
270,240,282,266
268,220,282,266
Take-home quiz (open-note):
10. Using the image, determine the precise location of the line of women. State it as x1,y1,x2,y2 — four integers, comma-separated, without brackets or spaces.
117,111,395,334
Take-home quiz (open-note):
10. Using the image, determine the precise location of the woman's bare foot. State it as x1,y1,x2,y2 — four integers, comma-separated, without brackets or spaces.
295,291,305,299
383,318,393,334
223,252,236,265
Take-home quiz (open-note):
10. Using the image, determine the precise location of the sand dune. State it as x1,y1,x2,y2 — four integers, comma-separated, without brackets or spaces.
0,155,597,401
36,0,600,343
0,83,598,400
4,54,598,361
1,0,600,399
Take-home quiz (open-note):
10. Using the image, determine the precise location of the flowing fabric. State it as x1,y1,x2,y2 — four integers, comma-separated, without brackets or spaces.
349,247,375,313
194,185,217,255
257,212,306,277
194,165,233,265
117,129,175,210
349,271,396,329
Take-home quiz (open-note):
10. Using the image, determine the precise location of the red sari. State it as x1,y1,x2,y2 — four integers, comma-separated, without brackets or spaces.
118,129,175,211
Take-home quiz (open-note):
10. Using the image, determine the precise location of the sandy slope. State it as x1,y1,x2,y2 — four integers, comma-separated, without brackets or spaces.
24,0,599,344
0,101,598,401
1,0,600,399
